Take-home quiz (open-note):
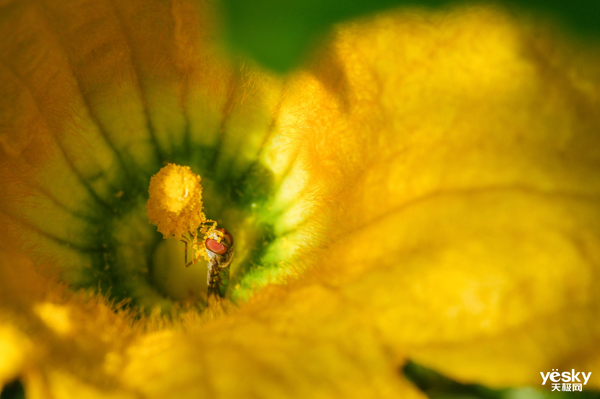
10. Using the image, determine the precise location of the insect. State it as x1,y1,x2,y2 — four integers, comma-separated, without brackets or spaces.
204,228,234,298
146,164,234,299
181,226,234,298
180,220,217,268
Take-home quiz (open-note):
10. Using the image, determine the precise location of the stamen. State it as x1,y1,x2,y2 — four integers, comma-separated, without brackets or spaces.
146,163,210,240
146,163,234,299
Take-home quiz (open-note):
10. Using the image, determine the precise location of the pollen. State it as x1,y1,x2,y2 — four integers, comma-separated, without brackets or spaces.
146,163,208,240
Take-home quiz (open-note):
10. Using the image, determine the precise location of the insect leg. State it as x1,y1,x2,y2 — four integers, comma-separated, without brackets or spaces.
181,235,197,267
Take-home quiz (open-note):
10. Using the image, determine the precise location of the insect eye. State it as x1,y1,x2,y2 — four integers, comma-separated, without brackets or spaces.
216,228,234,247
205,238,228,255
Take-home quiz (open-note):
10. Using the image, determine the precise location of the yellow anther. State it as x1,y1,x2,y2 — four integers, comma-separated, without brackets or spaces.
146,163,208,240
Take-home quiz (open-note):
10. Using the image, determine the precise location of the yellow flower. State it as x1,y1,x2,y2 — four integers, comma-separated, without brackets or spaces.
1,0,600,398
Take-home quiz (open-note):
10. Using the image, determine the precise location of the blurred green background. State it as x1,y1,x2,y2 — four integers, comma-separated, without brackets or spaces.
219,0,600,72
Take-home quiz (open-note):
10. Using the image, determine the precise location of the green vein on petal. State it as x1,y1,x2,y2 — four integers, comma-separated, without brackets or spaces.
0,0,314,313
21,67,304,312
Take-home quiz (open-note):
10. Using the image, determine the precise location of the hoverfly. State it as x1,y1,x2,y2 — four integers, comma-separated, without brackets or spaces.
181,225,234,299
204,228,234,298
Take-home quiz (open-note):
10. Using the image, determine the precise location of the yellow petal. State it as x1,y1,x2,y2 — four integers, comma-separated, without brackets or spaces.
0,0,424,396
279,6,600,387
121,287,426,399
0,324,33,387
0,250,140,397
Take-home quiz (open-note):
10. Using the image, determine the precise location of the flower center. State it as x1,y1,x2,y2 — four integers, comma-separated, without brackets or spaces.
61,142,280,313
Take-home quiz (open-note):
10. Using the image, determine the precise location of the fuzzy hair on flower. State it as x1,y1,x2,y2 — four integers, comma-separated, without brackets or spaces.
1,0,600,398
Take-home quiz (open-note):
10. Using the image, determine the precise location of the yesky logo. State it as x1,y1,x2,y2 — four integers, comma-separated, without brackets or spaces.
541,369,592,392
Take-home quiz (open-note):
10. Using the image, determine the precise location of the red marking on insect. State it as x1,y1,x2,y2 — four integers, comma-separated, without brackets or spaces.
205,228,234,255
205,238,227,254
